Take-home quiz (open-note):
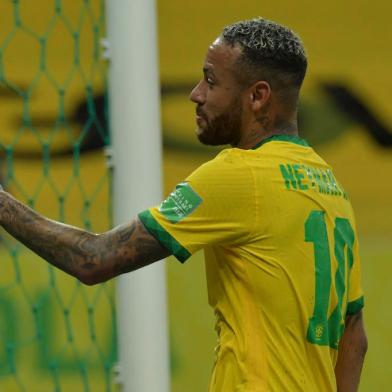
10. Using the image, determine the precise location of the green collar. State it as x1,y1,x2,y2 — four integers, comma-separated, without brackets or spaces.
251,134,310,150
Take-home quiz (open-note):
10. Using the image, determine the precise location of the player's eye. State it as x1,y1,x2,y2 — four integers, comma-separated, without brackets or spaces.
206,77,215,87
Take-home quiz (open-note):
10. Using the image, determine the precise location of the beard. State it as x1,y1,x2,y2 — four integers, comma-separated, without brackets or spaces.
196,96,243,146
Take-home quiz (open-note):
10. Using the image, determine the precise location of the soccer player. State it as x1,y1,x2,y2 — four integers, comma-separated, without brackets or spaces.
0,18,366,391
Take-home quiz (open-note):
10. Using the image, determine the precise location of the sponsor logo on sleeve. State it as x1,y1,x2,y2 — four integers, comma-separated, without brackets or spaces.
159,182,202,223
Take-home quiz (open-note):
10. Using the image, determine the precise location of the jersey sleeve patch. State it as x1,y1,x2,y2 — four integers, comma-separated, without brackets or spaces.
158,182,202,223
138,209,192,263
346,296,364,315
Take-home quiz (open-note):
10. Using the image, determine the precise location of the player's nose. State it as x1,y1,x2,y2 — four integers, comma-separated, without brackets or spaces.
189,80,206,104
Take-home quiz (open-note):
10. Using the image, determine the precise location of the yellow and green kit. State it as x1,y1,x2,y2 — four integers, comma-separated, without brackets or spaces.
139,135,364,392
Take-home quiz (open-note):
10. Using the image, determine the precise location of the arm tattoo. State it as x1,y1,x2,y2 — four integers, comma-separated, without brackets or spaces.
345,311,363,328
0,191,170,284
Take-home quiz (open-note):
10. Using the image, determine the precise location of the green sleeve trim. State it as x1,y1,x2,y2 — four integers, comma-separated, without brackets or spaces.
346,296,364,315
138,209,192,263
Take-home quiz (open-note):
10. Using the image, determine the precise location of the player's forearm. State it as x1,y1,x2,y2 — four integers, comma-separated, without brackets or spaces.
0,191,123,284
335,311,367,392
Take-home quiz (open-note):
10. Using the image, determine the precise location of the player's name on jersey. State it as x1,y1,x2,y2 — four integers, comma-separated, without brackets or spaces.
279,163,348,198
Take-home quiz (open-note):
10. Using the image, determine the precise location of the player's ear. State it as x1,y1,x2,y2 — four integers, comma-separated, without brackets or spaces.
248,81,271,113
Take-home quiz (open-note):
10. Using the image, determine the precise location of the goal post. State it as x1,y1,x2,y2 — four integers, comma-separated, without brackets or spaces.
105,0,170,391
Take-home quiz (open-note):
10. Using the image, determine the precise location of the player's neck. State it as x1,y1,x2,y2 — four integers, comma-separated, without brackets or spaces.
236,113,298,150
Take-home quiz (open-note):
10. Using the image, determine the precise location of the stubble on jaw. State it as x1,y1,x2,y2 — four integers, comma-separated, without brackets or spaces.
196,95,243,147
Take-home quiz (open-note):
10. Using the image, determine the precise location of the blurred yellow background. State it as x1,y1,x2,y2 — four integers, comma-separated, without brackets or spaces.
0,0,391,391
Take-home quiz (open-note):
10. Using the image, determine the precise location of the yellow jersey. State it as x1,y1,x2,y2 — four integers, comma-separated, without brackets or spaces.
139,135,364,392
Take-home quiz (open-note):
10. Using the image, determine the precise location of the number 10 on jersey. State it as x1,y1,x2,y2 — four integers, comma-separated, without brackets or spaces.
305,210,354,349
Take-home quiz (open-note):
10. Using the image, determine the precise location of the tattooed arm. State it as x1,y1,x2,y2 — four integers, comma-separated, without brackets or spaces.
335,310,368,392
0,191,171,285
